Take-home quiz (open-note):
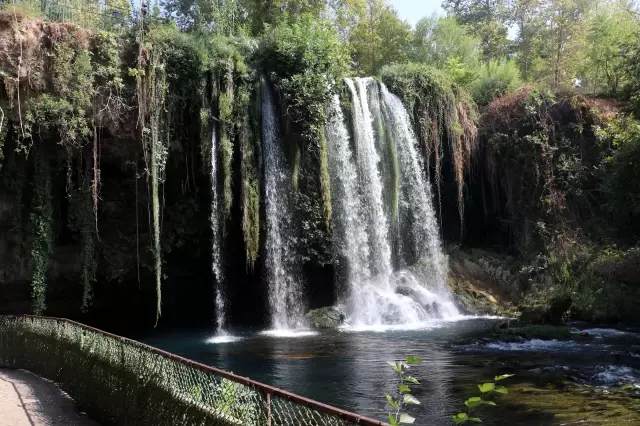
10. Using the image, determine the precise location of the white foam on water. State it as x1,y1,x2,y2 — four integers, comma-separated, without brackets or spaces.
484,339,584,352
339,315,502,333
260,329,319,338
340,322,443,333
206,334,242,344
591,365,640,387
579,328,633,338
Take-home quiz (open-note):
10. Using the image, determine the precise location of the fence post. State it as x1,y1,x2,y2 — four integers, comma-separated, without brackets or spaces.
266,390,272,426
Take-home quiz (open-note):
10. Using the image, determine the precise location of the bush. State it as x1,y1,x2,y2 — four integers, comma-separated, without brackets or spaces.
598,117,640,235
469,59,521,106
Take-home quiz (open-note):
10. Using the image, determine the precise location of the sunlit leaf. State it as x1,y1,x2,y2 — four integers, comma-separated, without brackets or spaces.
481,400,497,406
404,375,420,385
403,394,421,405
494,374,514,381
399,413,415,424
494,386,508,395
385,394,399,409
398,384,411,394
469,418,482,423
387,361,404,374
406,356,422,364
453,413,468,424
478,383,495,393
464,397,483,408
389,413,398,426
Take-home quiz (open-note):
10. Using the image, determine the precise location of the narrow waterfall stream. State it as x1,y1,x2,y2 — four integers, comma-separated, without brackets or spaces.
326,78,460,328
379,83,458,315
325,93,371,305
210,120,226,333
345,78,393,277
262,79,306,331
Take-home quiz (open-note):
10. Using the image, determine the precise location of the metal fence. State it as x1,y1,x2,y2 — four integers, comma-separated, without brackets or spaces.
0,316,387,426
0,0,134,31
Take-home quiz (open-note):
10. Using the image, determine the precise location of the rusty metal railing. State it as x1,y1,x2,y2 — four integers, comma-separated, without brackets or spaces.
0,315,388,426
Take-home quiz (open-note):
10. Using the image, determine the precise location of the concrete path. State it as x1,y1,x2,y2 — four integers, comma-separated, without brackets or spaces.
0,369,98,426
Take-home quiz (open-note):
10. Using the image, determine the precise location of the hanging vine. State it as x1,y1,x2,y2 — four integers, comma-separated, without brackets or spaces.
240,86,260,267
70,168,97,313
218,59,235,225
381,63,478,234
136,30,169,323
29,147,53,315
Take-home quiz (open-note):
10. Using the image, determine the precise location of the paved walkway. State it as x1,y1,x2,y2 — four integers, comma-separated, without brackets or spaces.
0,369,98,426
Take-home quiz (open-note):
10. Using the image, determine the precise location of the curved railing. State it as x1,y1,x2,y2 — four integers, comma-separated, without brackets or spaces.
0,315,387,426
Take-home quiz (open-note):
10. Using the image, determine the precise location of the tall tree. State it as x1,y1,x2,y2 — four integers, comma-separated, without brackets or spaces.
443,0,511,61
242,0,326,35
585,0,639,94
411,15,481,69
348,0,412,75
543,0,595,87
509,0,547,81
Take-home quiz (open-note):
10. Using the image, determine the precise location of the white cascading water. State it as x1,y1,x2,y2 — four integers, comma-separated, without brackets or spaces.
262,80,306,330
379,83,459,316
345,78,393,277
327,78,459,328
325,93,371,300
210,121,226,334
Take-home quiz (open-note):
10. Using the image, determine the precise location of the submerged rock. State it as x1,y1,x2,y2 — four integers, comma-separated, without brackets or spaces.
306,307,345,329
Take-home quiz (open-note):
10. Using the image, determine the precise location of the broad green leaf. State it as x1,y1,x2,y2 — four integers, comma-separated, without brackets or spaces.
481,400,497,406
403,394,421,405
404,375,420,385
389,413,398,426
406,356,422,364
469,418,482,423
398,384,411,394
494,386,508,395
478,383,495,393
453,413,469,424
464,397,483,408
385,394,399,409
387,361,404,374
399,413,415,424
494,374,514,381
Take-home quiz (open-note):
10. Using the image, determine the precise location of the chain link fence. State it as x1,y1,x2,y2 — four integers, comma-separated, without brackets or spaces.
0,0,134,31
0,316,387,426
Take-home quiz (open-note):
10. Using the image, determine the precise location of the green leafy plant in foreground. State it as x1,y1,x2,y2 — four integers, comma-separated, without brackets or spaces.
385,356,422,425
453,374,514,424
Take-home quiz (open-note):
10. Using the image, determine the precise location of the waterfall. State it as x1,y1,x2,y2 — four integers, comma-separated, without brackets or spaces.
325,93,371,310
345,78,392,277
210,121,226,333
380,83,458,316
324,78,459,328
262,79,305,330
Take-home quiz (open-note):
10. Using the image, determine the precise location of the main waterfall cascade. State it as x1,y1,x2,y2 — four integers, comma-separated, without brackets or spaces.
210,77,459,333
262,79,306,330
210,121,226,333
325,77,459,328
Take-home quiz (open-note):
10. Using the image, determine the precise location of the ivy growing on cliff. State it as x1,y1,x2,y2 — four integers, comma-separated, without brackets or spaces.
261,14,350,265
29,148,53,315
70,178,97,312
240,85,261,268
381,64,478,233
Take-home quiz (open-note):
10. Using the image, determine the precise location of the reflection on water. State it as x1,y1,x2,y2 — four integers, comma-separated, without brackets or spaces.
142,320,640,426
